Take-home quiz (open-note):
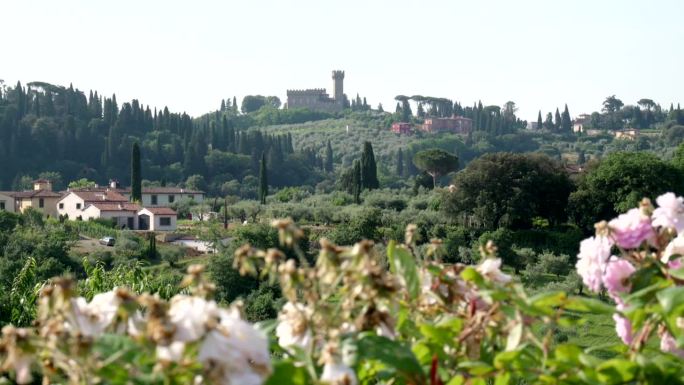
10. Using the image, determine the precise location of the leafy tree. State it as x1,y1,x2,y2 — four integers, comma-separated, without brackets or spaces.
543,112,554,130
537,252,570,277
185,175,207,192
68,178,97,189
568,151,684,232
602,95,624,113
241,95,267,114
637,98,655,111
259,152,268,204
360,142,379,190
412,149,459,188
131,142,142,202
443,152,573,229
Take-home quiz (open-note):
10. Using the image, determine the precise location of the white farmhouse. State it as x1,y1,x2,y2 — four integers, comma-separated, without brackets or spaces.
57,189,129,220
0,192,16,213
81,202,142,229
137,207,177,231
121,187,204,207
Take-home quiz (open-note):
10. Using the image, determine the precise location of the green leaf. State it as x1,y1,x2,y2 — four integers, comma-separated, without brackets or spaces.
565,296,614,314
495,372,512,385
419,323,454,346
263,361,309,385
460,266,484,286
505,322,523,351
669,266,684,280
446,375,466,385
554,344,582,364
529,291,566,310
596,359,638,384
356,333,426,383
387,241,420,299
657,286,684,313
458,361,494,376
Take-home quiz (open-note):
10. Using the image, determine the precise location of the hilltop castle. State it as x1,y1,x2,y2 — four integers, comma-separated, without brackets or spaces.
286,70,346,113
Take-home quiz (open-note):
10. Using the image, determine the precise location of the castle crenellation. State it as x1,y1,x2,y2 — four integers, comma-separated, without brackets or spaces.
286,70,346,113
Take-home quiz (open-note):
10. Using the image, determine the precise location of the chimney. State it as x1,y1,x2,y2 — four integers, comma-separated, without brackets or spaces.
109,179,119,189
33,179,52,191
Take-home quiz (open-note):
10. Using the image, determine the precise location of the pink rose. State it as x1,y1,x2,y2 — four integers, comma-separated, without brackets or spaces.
603,259,635,299
575,235,612,292
613,313,633,345
608,208,654,249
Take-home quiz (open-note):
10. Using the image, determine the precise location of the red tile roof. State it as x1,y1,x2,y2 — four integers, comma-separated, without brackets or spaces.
70,190,129,202
140,207,177,215
89,202,141,212
121,187,204,194
8,190,62,198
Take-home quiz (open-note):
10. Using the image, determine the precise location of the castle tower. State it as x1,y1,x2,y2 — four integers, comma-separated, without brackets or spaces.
332,70,344,103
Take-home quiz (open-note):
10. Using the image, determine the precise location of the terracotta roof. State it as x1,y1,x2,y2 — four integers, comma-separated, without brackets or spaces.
70,190,129,202
140,207,177,215
9,189,61,198
89,202,141,212
121,187,204,194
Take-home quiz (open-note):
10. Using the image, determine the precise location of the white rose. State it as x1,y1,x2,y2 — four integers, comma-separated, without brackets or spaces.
476,258,511,284
168,296,218,342
321,362,358,385
276,302,313,350
70,291,120,336
156,341,185,362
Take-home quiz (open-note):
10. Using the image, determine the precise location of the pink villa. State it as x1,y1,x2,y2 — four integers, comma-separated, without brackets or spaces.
421,116,473,134
391,122,412,135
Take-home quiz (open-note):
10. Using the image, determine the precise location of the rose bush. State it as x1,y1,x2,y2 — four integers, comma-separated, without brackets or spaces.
3,193,684,384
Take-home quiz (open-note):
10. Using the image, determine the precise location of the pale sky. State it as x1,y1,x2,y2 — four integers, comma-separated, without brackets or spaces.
3,0,683,121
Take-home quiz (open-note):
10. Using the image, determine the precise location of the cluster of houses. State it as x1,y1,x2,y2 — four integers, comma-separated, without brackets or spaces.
0,179,205,232
391,116,474,136
525,114,640,140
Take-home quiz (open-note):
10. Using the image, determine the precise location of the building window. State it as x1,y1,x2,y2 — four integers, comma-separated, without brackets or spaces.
59,203,64,209
168,195,175,203
76,203,81,210
0,201,5,211
151,195,158,205
39,198,44,208
160,217,171,226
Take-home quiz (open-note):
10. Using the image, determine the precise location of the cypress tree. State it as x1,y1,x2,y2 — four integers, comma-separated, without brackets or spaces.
325,140,333,172
561,104,572,132
578,150,586,164
537,111,543,130
554,108,562,131
259,152,268,204
223,197,229,229
233,96,238,113
131,142,142,202
360,141,379,190
396,148,404,176
352,160,361,204
401,100,412,122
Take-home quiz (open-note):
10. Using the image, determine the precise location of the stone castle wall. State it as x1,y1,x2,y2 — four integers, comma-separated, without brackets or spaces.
286,71,345,113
